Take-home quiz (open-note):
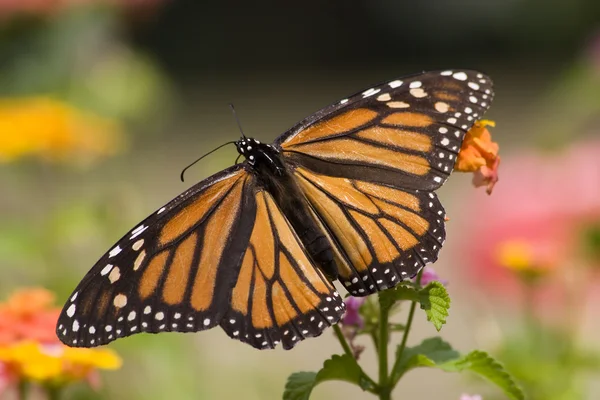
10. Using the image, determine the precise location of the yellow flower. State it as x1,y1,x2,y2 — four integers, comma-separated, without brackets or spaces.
456,120,500,194
0,97,123,164
495,240,557,281
0,341,121,385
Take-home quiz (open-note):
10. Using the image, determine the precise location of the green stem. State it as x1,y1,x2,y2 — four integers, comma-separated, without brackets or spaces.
390,269,423,386
17,381,28,400
333,324,354,359
378,293,391,400
46,386,62,400
370,329,379,351
332,324,378,393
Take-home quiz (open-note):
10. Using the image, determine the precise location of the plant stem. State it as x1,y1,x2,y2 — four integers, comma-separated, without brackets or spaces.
332,324,378,393
390,269,423,385
378,293,391,400
17,381,28,400
333,324,354,359
46,386,62,400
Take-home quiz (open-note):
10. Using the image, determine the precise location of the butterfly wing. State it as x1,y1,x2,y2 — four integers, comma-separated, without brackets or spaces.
294,167,445,295
277,70,494,191
220,190,345,350
56,165,257,347
276,70,494,294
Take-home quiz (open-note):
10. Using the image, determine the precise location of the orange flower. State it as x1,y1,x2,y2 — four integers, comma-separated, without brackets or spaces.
456,120,500,194
0,288,122,392
0,289,60,345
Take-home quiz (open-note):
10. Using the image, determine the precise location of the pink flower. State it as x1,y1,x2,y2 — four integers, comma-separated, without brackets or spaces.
460,137,600,299
416,267,448,286
341,297,365,327
0,362,9,396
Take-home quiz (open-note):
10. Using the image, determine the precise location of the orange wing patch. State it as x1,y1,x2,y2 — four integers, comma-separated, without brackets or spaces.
381,112,434,127
284,108,378,147
221,190,346,350
295,167,445,296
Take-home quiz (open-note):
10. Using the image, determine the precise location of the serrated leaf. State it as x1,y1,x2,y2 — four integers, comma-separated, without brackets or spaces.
392,337,460,382
418,281,450,331
439,351,524,400
283,354,373,400
391,339,524,400
315,354,363,386
283,372,317,400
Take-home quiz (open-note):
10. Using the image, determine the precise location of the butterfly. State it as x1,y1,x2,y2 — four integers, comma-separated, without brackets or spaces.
56,70,494,350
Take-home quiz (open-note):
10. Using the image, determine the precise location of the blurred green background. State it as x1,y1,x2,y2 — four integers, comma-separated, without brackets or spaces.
1,1,599,399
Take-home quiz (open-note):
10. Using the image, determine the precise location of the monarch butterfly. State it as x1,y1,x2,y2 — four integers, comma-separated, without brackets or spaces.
56,70,494,350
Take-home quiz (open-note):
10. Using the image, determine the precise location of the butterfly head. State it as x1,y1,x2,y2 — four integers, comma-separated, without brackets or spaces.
236,137,265,165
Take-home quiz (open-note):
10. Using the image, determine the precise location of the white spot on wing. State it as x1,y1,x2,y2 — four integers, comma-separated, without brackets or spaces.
388,80,403,88
113,294,127,308
108,267,121,283
130,225,148,240
132,239,144,251
434,102,449,113
410,88,427,98
100,264,113,276
377,93,391,102
452,72,468,81
362,88,381,97
387,101,410,108
109,246,122,258
67,304,76,318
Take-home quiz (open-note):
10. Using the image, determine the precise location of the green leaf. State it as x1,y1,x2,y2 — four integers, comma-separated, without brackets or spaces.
392,337,460,382
377,282,449,330
418,281,450,331
440,351,524,400
391,339,524,400
283,372,317,400
283,354,373,400
378,284,418,310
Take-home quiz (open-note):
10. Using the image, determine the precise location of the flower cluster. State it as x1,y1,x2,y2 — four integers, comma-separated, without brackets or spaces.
463,136,600,302
0,288,121,397
456,120,500,194
0,97,123,165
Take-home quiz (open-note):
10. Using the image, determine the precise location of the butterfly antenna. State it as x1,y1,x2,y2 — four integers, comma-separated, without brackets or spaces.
229,103,247,139
180,141,236,182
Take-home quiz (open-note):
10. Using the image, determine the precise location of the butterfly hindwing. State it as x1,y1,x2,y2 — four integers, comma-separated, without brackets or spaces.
294,167,445,296
277,70,494,191
220,190,345,350
56,165,256,347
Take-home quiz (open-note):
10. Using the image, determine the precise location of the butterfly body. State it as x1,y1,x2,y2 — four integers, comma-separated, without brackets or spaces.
236,137,339,278
57,70,494,350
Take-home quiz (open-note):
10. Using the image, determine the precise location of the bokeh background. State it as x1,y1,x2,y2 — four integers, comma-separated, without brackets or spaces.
1,1,599,399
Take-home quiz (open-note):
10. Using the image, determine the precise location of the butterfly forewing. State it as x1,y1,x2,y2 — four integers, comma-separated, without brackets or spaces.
56,165,256,347
277,70,494,191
